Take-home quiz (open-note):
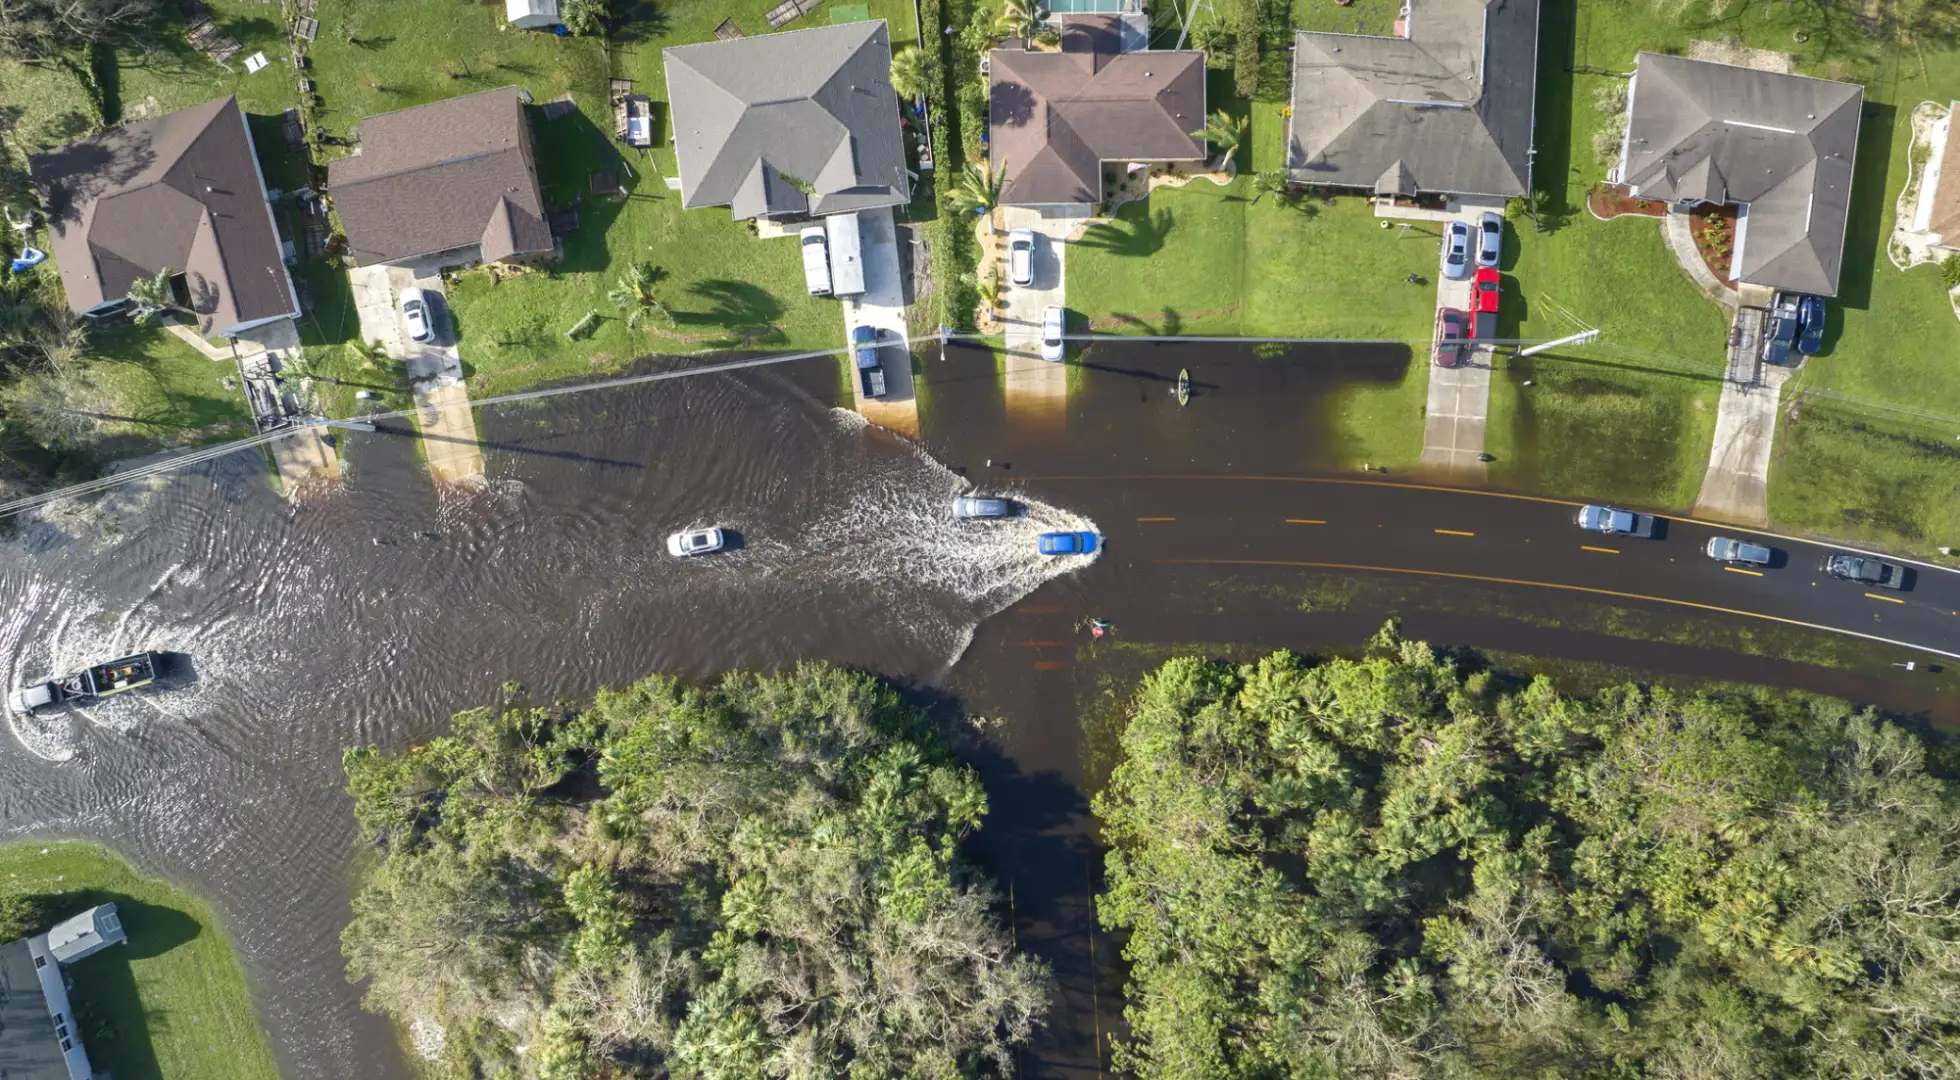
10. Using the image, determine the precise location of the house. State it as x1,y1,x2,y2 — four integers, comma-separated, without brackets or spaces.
663,22,911,220
988,16,1206,210
327,86,554,269
1905,101,1959,255
506,0,559,30
1618,53,1862,297
0,905,127,1080
29,96,299,339
1286,0,1541,199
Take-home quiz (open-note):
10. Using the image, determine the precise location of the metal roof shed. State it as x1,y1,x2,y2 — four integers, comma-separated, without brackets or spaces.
46,904,126,966
506,0,560,29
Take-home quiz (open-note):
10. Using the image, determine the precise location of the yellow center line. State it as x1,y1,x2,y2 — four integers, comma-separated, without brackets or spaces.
1435,529,1475,537
1581,545,1620,554
1866,592,1905,604
1724,566,1764,576
1134,516,1175,523
1147,557,1960,660
1285,518,1326,524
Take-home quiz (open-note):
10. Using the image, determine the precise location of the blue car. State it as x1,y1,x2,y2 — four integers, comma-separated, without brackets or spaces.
1038,531,1099,556
1795,295,1826,355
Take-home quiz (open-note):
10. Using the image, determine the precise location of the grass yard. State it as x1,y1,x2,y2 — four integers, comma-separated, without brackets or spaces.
1768,405,1960,554
0,840,277,1080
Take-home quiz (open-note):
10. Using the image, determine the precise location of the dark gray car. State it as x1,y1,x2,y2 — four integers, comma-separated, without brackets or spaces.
953,496,1014,519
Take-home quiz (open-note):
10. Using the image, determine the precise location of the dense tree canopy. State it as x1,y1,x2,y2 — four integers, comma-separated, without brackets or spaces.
342,664,1049,1080
1096,626,1960,1080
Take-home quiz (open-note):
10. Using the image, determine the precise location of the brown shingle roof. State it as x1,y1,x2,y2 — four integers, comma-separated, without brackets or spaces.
328,87,552,266
1929,103,1960,246
29,96,296,336
989,17,1205,206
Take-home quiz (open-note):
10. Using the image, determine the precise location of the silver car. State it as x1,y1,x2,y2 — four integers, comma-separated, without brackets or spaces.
1008,229,1036,287
399,286,435,343
1476,211,1503,269
953,496,1014,519
1442,221,1471,280
1040,305,1065,362
1705,536,1772,566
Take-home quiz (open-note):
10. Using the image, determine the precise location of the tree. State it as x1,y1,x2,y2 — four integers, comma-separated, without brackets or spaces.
1191,109,1246,165
559,0,608,36
0,0,162,63
1096,631,1960,1080
343,338,389,369
606,262,674,331
1228,0,1260,98
0,888,52,940
994,0,1046,43
889,45,927,103
122,266,178,325
949,162,1006,234
342,664,1051,1080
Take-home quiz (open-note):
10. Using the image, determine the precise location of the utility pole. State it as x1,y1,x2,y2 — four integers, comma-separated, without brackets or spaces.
1516,329,1600,358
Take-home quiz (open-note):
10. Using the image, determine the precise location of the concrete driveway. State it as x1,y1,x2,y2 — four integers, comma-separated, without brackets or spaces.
997,206,1077,424
348,262,464,388
1417,204,1497,477
841,207,917,436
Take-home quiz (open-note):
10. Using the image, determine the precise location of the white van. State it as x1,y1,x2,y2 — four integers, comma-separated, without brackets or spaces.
824,212,865,298
801,226,832,297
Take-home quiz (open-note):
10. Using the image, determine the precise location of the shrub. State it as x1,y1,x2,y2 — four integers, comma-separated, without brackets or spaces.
1942,254,1960,290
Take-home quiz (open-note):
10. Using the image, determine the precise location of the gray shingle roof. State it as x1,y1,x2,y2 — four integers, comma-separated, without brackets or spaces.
1286,0,1540,198
988,17,1207,207
0,939,78,1080
327,86,553,267
1621,52,1862,297
29,96,297,337
664,22,911,219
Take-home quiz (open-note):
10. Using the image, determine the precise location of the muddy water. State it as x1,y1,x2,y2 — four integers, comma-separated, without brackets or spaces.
0,356,1098,1080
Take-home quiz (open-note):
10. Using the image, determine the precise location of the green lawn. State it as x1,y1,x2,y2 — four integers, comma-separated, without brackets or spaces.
1768,405,1960,554
0,841,277,1080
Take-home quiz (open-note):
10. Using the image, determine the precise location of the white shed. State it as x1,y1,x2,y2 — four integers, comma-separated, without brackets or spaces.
506,0,560,30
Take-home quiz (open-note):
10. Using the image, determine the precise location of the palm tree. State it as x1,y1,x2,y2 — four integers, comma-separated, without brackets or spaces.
1193,110,1247,165
890,46,927,103
977,267,1001,313
344,338,390,369
949,162,1006,234
123,266,179,325
607,262,674,331
995,0,1047,43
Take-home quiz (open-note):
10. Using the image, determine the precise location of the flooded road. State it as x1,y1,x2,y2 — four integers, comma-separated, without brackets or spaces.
1,340,1956,1080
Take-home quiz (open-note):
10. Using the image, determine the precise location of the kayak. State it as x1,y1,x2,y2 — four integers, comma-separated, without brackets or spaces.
1176,368,1190,407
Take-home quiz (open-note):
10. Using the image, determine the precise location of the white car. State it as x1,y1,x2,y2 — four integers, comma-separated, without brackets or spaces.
1008,229,1036,286
1040,305,1065,362
1442,221,1471,280
1476,211,1503,269
666,527,726,557
399,286,435,343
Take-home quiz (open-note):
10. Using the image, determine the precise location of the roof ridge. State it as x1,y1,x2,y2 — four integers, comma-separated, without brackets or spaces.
333,145,522,189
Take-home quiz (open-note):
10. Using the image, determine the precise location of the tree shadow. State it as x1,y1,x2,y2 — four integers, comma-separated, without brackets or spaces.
675,279,787,344
1074,206,1173,257
610,0,672,42
530,106,634,274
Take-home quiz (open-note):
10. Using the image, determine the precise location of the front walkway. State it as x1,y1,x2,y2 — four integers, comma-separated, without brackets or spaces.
841,207,918,438
997,206,1079,428
1662,208,1739,308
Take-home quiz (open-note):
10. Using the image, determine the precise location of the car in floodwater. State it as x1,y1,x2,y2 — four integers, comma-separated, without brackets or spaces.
1037,531,1098,556
1706,535,1772,566
1823,552,1905,589
954,496,1015,519
666,527,726,557
1575,504,1657,538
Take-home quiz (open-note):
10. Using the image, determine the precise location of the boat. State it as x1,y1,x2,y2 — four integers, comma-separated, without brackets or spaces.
9,653,163,716
1176,368,1190,407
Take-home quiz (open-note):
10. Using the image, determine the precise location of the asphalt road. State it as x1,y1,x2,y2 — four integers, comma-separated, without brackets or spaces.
1015,474,1960,661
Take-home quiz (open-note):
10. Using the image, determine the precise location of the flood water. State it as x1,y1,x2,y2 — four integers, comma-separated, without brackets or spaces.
1,341,1953,1080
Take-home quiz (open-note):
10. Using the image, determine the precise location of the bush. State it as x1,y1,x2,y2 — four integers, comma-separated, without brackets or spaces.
1230,0,1261,97
1941,254,1960,289
1592,81,1630,165
0,889,53,940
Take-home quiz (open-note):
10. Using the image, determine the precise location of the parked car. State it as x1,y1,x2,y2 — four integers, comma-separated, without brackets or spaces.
1008,229,1036,286
1476,211,1503,269
853,325,887,399
1433,307,1469,367
1041,305,1065,362
1472,267,1500,314
954,496,1015,519
399,287,435,343
1576,505,1657,538
800,226,833,297
1037,531,1099,556
1795,295,1827,355
666,527,726,557
1823,552,1905,588
1706,535,1773,566
1761,311,1797,366
1442,220,1471,280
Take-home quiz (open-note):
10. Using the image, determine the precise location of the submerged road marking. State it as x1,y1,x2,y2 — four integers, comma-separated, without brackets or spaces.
1435,529,1475,537
1033,660,1066,671
1581,545,1619,554
1286,518,1327,524
1867,592,1906,604
1725,567,1764,577
1150,558,1960,661
1135,516,1175,522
